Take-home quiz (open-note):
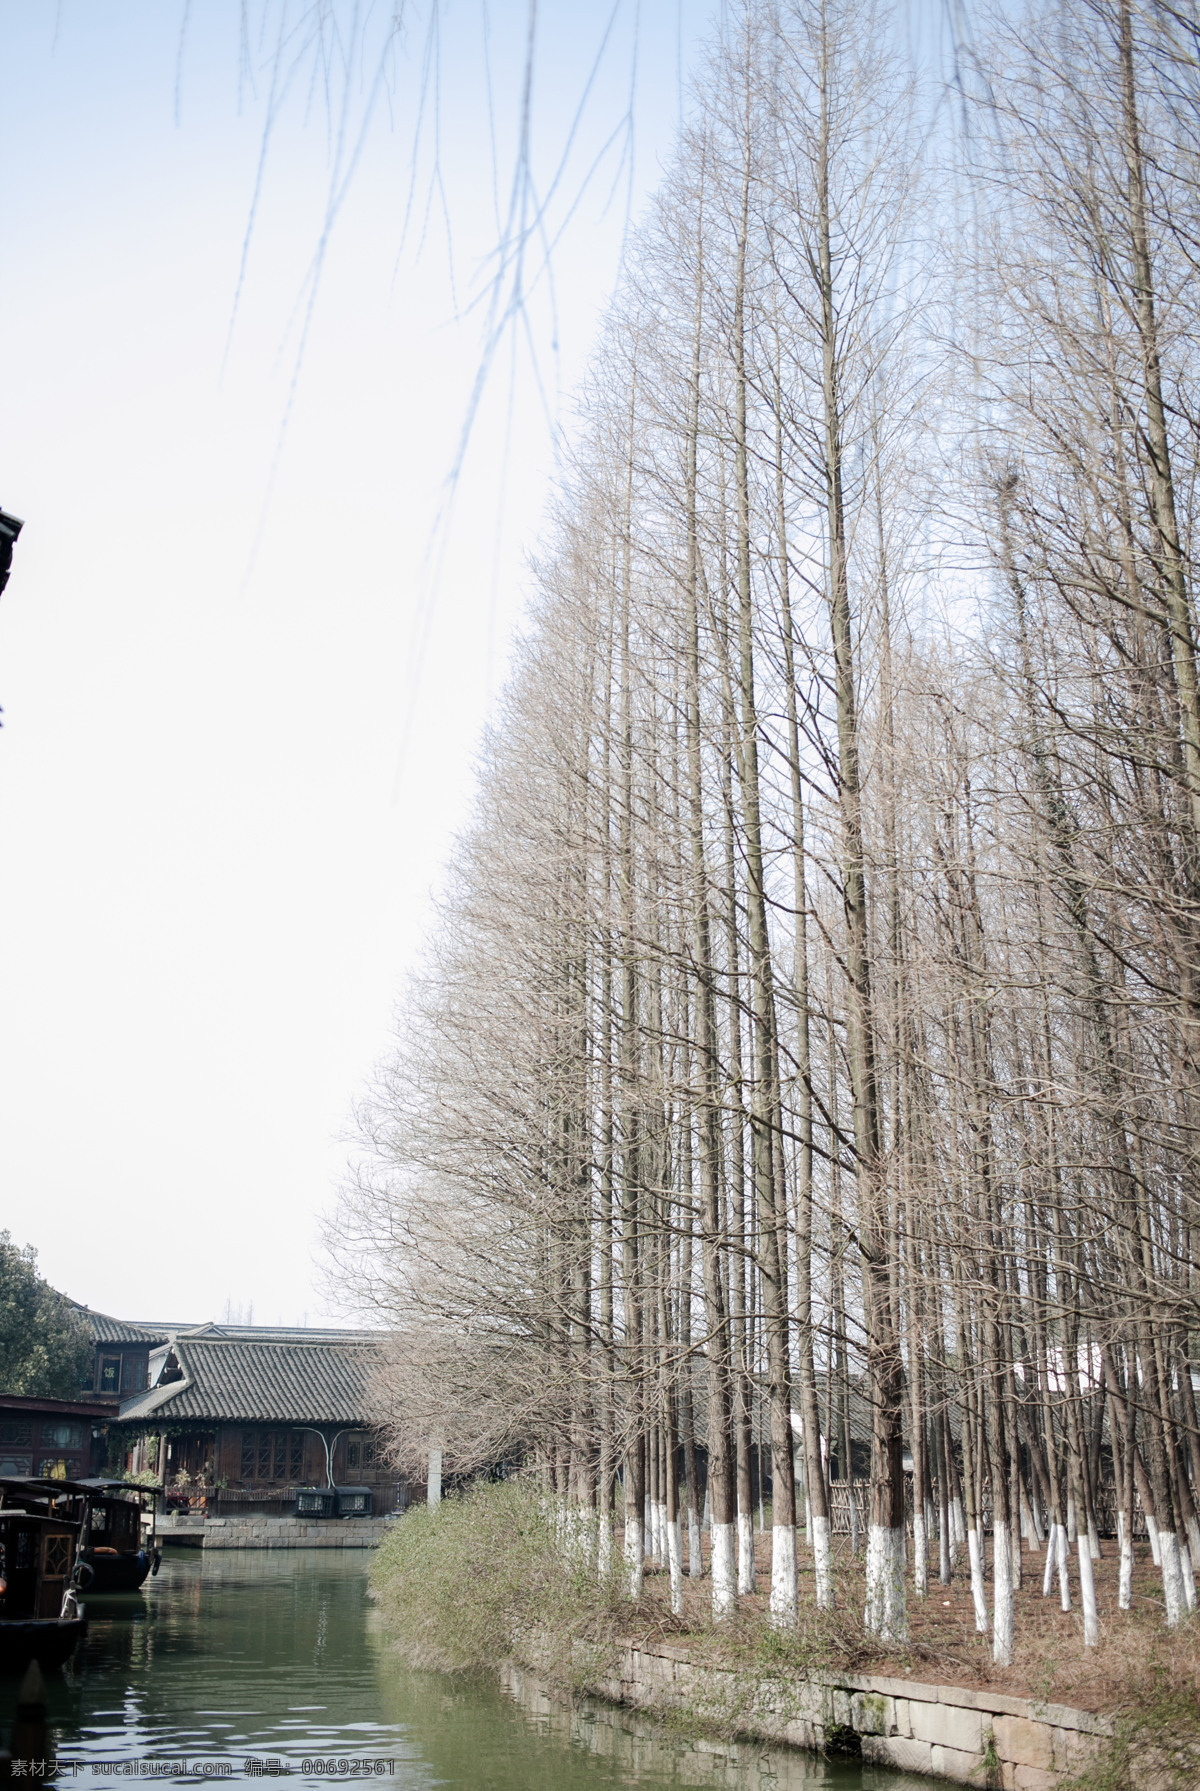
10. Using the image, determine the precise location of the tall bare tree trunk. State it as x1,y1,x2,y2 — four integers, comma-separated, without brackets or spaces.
774,357,833,1609
683,235,738,1617
812,0,903,1639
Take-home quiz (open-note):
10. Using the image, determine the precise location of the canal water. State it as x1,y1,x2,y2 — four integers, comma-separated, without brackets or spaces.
28,1551,940,1789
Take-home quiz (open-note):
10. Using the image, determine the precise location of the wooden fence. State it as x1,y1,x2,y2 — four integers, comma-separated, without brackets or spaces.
826,1479,1147,1540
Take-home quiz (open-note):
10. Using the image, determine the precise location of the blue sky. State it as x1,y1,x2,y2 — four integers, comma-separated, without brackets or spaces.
0,0,714,1324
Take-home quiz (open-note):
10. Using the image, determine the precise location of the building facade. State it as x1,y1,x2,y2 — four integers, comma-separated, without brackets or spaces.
107,1320,398,1510
81,1312,163,1401
0,1394,112,1481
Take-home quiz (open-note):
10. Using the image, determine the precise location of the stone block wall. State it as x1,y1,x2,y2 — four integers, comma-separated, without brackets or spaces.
160,1514,393,1549
583,1641,1114,1788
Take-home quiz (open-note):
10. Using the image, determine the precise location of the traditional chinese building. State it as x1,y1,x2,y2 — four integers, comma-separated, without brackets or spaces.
0,1393,113,1480
78,1310,165,1403
103,1320,398,1511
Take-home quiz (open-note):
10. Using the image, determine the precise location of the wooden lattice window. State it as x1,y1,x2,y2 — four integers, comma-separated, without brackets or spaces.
346,1436,376,1472
42,1421,85,1450
241,1430,303,1483
43,1534,72,1578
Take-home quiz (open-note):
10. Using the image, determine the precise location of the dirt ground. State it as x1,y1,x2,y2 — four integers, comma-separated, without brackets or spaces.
625,1528,1199,1714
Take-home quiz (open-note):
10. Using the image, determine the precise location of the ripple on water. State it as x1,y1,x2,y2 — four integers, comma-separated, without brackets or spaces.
20,1549,940,1790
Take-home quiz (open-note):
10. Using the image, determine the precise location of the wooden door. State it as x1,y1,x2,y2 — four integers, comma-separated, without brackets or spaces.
37,1529,74,1619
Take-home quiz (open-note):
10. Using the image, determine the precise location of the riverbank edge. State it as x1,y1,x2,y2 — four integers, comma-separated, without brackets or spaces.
159,1515,393,1548
514,1629,1113,1789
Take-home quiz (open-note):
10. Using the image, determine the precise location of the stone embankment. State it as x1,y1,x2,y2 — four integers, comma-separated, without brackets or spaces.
573,1639,1113,1789
159,1514,393,1549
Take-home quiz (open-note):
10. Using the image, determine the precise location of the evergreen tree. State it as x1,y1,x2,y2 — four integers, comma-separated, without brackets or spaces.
0,1233,92,1399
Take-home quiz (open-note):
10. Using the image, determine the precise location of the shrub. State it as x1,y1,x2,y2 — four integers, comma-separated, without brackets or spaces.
1062,1672,1200,1791
370,1479,628,1673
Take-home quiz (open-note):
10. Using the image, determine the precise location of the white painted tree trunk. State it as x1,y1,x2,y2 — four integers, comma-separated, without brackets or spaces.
598,1514,614,1581
1147,1512,1162,1566
1055,1522,1072,1612
710,1521,737,1620
1019,1487,1033,1546
1088,1516,1101,1562
1117,1511,1133,1610
666,1515,684,1616
1160,1529,1185,1627
950,1495,965,1566
865,1525,908,1642
687,1505,701,1578
770,1524,797,1628
1066,1495,1077,1543
560,1500,590,1562
426,1447,443,1507
912,1506,928,1598
1042,1529,1055,1598
812,1512,834,1610
938,1495,951,1584
967,1528,989,1634
737,1509,756,1593
625,1512,644,1598
1179,1538,1197,1612
992,1522,1014,1667
580,1504,598,1567
1077,1533,1099,1646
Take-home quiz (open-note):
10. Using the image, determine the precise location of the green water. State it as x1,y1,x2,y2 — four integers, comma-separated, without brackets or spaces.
23,1550,939,1789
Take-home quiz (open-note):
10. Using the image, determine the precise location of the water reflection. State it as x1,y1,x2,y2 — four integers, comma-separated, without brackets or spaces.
495,1665,938,1791
1,1551,939,1790
41,1553,426,1784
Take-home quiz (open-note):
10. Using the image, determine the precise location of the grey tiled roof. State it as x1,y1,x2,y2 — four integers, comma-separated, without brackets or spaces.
168,1322,376,1344
117,1335,384,1427
75,1308,168,1346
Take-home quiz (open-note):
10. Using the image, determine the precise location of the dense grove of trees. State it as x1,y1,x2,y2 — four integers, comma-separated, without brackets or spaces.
0,1233,92,1400
337,0,1200,1658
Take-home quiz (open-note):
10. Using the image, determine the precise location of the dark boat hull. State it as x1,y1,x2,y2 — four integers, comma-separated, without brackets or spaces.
84,1549,153,1593
0,1617,88,1673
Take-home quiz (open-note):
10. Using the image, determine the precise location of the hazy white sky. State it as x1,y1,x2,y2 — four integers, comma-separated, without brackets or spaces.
0,0,711,1327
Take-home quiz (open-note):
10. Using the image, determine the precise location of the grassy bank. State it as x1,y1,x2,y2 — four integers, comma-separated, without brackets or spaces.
369,1479,630,1675
370,1479,865,1687
370,1482,1200,1788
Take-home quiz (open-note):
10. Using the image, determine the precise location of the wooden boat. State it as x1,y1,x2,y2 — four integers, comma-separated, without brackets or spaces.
0,1484,87,1673
1,1477,161,1595
76,1479,160,1592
